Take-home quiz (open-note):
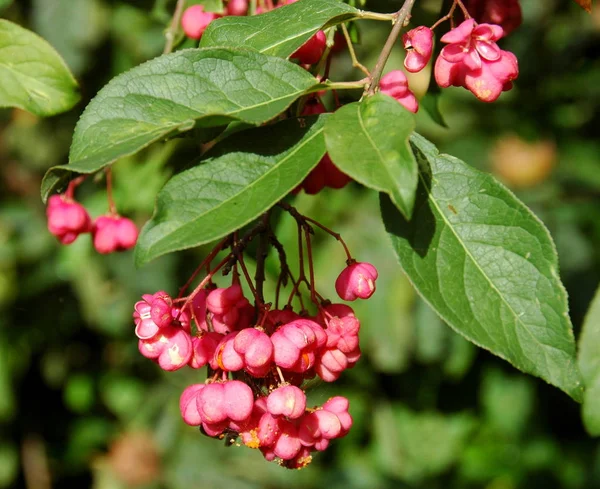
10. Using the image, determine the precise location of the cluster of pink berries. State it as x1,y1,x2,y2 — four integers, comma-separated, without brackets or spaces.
133,254,378,468
383,0,521,110
46,194,138,254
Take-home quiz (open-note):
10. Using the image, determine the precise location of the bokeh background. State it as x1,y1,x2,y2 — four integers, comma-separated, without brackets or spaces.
1,0,600,488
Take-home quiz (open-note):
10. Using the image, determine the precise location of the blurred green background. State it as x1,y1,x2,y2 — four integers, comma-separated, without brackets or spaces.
1,0,600,488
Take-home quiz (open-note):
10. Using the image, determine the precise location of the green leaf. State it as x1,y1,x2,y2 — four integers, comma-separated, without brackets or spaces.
325,93,418,219
381,133,584,402
420,92,448,128
0,19,80,116
41,47,320,201
135,115,328,266
200,0,359,58
578,285,600,435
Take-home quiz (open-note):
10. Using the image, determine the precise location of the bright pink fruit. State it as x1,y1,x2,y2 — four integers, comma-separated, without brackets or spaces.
138,326,193,371
46,195,91,244
92,215,138,254
403,26,434,73
271,319,326,373
267,385,306,419
335,261,378,301
226,0,248,16
291,31,326,65
180,384,205,426
379,70,419,113
434,19,518,102
181,5,219,40
189,332,222,369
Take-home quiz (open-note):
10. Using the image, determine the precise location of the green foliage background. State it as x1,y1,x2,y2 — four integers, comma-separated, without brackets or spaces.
1,0,599,488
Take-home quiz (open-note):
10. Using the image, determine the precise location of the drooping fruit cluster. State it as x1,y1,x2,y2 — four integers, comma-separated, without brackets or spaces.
392,0,520,106
132,204,377,468
46,172,138,254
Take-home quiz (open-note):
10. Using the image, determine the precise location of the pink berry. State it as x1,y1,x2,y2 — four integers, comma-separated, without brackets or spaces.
272,420,302,460
197,383,228,424
267,385,306,419
215,332,245,372
92,215,138,254
301,99,327,116
256,412,281,447
403,26,434,73
323,396,353,434
335,261,378,301
46,194,91,244
301,162,327,195
187,289,209,332
226,0,248,16
266,308,300,329
206,285,244,315
291,31,326,65
434,19,518,102
321,154,351,190
282,446,313,469
180,384,205,426
223,380,254,421
234,328,274,377
138,326,193,371
189,332,221,369
379,70,419,113
181,5,219,40
271,319,326,373
149,292,174,329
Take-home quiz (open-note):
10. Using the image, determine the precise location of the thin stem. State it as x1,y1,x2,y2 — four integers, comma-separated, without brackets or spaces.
237,251,263,308
302,216,353,262
163,0,186,54
254,212,271,305
249,0,257,15
367,0,417,96
341,23,371,77
430,0,468,30
312,26,336,77
304,227,318,305
177,236,230,298
358,11,396,22
276,366,286,384
178,255,231,316
455,0,471,18
105,167,117,215
287,223,307,307
324,79,369,91
65,175,86,200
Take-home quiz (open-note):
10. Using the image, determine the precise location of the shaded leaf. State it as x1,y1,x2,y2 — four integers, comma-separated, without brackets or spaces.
382,133,584,402
0,19,80,116
420,92,448,128
135,115,328,265
200,0,358,58
578,285,600,435
41,47,320,201
325,94,418,219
